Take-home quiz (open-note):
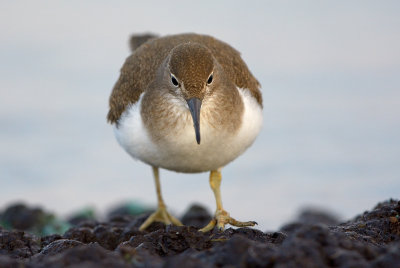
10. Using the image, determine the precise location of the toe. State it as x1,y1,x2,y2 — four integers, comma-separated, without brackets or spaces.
199,219,217,232
228,217,257,227
168,214,183,226
217,220,226,231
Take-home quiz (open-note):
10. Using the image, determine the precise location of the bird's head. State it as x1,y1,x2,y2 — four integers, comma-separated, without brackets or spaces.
165,43,216,145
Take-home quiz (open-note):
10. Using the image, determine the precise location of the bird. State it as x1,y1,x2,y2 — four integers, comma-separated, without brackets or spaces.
107,33,263,232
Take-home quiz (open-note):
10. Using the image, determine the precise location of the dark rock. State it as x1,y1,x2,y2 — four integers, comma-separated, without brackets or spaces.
39,239,84,256
0,203,70,236
0,199,399,267
0,228,40,258
267,231,288,244
0,203,45,231
194,233,277,267
40,234,63,248
0,255,23,268
29,242,129,268
93,225,123,250
121,225,212,257
298,208,340,226
181,204,212,228
336,199,400,244
63,226,96,244
164,253,210,268
210,226,280,243
117,240,164,267
280,207,340,234
372,242,400,267
32,239,84,263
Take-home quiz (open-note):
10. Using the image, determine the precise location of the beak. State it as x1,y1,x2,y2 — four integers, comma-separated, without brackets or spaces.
186,98,202,144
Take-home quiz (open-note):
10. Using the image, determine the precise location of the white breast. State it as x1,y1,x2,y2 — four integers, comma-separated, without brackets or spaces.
114,88,263,173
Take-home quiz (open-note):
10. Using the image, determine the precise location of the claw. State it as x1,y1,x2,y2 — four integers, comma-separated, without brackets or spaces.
199,209,256,232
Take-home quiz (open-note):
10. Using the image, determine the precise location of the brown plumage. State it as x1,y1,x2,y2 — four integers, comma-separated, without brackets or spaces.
107,33,262,124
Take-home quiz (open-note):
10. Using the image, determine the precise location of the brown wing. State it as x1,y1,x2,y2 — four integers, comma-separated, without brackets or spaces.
107,33,262,124
107,35,190,124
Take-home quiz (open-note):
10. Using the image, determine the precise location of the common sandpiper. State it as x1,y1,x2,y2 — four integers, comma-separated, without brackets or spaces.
108,33,263,232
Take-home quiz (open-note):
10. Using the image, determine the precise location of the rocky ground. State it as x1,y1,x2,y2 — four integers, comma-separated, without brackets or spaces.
0,199,399,267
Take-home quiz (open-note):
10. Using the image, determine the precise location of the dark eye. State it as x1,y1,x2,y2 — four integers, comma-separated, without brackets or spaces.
207,74,213,85
171,75,179,87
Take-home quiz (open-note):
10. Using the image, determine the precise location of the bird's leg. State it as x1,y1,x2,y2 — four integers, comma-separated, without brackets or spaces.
199,169,257,232
139,167,183,231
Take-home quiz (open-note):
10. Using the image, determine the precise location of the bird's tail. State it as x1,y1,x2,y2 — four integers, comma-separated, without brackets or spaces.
129,33,158,52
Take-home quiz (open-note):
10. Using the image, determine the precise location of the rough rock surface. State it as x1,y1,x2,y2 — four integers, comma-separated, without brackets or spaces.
0,199,399,267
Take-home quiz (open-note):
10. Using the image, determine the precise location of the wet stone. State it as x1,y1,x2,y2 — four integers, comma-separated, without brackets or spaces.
30,242,130,268
63,226,96,244
38,239,84,256
0,200,400,267
0,203,45,231
0,229,40,258
40,234,63,248
181,204,213,228
0,255,24,268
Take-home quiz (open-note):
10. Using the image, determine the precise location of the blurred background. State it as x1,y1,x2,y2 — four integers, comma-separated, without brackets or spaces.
1,1,399,230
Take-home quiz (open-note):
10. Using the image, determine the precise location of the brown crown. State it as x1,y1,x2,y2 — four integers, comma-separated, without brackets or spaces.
169,43,214,99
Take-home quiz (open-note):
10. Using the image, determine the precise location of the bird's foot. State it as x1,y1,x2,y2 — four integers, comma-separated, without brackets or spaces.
139,205,183,231
199,209,257,232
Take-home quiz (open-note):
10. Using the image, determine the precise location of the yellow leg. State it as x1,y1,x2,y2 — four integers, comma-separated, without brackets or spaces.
199,169,257,232
139,167,183,231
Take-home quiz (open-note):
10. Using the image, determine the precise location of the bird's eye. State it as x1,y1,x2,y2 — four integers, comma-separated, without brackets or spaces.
171,75,179,87
207,74,213,85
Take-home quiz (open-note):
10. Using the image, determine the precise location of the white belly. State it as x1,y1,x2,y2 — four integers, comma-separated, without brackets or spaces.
114,88,262,173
